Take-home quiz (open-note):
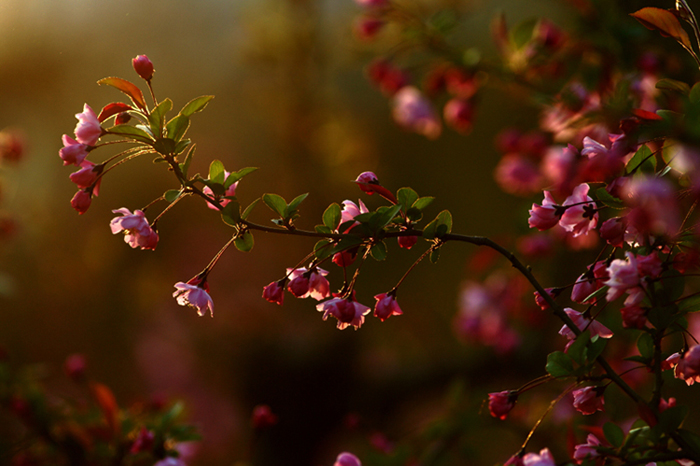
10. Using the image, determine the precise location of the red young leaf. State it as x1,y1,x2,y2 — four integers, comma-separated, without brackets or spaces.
632,108,663,121
97,102,133,123
90,382,121,438
630,7,692,50
97,77,147,111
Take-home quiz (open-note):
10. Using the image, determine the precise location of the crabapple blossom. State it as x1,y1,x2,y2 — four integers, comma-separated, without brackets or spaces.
366,59,408,96
262,280,286,305
674,345,700,385
203,171,237,210
334,452,361,466
623,176,680,237
605,252,640,302
153,458,186,466
573,434,602,464
332,249,358,267
132,54,154,81
620,304,647,329
340,199,369,226
110,208,159,250
558,308,613,341
599,217,626,248
353,171,397,203
528,191,560,231
495,154,544,196
74,104,102,146
286,267,330,300
487,390,517,420
559,183,598,237
570,261,607,304
572,386,604,415
317,296,370,330
373,292,403,321
130,427,155,454
59,135,89,166
69,161,102,190
71,189,92,214
173,277,214,318
353,16,385,41
391,86,442,139
522,448,556,466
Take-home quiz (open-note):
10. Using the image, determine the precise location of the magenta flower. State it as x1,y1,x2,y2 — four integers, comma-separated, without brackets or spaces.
620,304,647,329
604,252,640,302
674,345,700,385
487,390,517,420
559,308,613,341
71,189,92,215
559,183,598,237
110,208,159,250
251,404,278,429
340,199,369,226
572,386,604,415
570,261,607,304
528,191,560,231
203,171,238,210
69,161,102,190
74,104,102,146
59,135,89,166
522,448,556,466
334,452,361,466
173,277,214,317
262,280,286,305
391,86,441,139
132,54,154,81
495,154,543,196
573,434,602,464
286,267,330,301
443,98,474,134
373,293,403,321
317,296,370,330
599,217,626,248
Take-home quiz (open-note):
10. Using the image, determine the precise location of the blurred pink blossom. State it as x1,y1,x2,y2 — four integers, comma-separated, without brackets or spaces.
572,386,604,415
391,86,442,139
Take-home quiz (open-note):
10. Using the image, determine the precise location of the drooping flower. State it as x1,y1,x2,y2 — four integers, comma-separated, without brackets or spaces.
559,183,598,237
262,280,286,305
570,261,607,304
110,208,159,250
173,277,214,317
59,135,89,166
391,86,442,139
397,232,418,249
132,54,154,81
674,345,700,385
340,199,369,227
69,160,103,190
334,452,361,466
522,448,556,466
317,296,371,330
572,386,604,415
599,217,626,248
528,191,560,231
620,304,647,329
559,308,613,341
488,390,517,420
203,171,238,210
71,189,92,215
74,104,102,146
373,292,403,321
573,434,602,464
286,267,330,301
604,252,640,302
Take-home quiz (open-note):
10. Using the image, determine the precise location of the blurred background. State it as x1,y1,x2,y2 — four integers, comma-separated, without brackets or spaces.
0,0,687,465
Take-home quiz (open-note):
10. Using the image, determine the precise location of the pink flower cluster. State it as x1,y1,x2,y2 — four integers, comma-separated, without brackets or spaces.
110,208,159,250
528,183,598,237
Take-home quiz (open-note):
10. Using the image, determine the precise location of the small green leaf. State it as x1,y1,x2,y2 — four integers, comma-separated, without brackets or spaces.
164,189,181,203
287,193,309,214
174,139,191,155
241,198,260,220
626,144,655,174
376,204,403,229
178,144,196,177
370,242,387,261
166,115,190,141
107,124,154,143
429,247,441,264
636,333,654,360
221,202,240,226
679,293,700,312
587,337,607,362
582,286,608,304
153,138,177,156
656,405,688,434
397,187,418,211
413,196,435,211
323,203,342,230
235,231,254,252
147,98,172,138
677,429,700,459
603,422,624,448
546,351,574,378
225,167,258,188
315,225,332,234
654,78,691,96
314,239,333,260
567,330,590,366
594,188,624,209
180,95,214,117
209,160,226,184
423,218,438,239
262,193,287,217
97,76,147,110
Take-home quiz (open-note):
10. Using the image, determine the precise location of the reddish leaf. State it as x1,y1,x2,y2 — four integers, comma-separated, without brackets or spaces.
632,108,663,121
90,382,121,438
630,7,692,50
97,102,133,123
97,77,147,111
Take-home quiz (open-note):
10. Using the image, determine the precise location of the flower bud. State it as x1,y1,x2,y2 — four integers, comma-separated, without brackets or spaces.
132,54,154,81
115,112,131,125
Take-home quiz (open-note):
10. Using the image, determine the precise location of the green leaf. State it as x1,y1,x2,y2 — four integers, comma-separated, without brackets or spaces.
178,144,196,177
567,330,590,366
370,242,387,261
429,247,441,264
209,160,226,184
397,187,418,211
376,204,403,230
582,286,608,304
160,401,185,428
423,218,438,239
690,82,700,104
678,429,700,459
147,98,172,138
594,187,624,209
413,197,435,211
587,337,607,362
225,167,258,188
546,351,574,378
153,138,177,156
603,422,624,448
627,144,655,174
221,202,240,226
287,193,309,214
262,193,287,217
637,333,654,360
106,124,154,143
164,189,181,203
166,115,190,142
314,239,333,260
679,293,700,312
510,17,538,49
174,139,191,155
656,405,688,434
654,78,691,96
97,76,147,110
234,231,254,252
241,198,260,220
315,225,332,234
180,95,214,117
323,204,342,230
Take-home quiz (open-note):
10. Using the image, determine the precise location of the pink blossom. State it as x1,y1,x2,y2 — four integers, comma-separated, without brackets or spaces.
541,145,577,196
572,386,604,415
132,54,154,81
317,296,370,330
59,135,89,166
599,217,626,248
487,390,517,420
332,249,358,267
353,16,385,41
130,427,155,453
528,191,560,231
605,252,639,302
69,161,102,189
674,345,700,385
110,208,159,250
373,292,403,321
203,171,238,210
495,154,543,196
579,135,626,181
173,277,214,317
573,434,602,464
354,171,379,194
623,176,680,237
559,183,598,237
334,452,361,466
505,455,525,466
262,280,285,305
286,267,330,300
340,199,369,226
559,308,613,341
74,104,102,146
397,233,418,249
443,98,475,134
620,304,647,329
534,288,556,310
571,261,607,304
391,86,442,139
522,448,556,466
71,190,92,214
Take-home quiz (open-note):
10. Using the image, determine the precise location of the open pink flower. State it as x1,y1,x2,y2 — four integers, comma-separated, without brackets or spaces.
559,183,598,237
286,267,330,301
674,345,700,385
522,448,556,466
59,135,89,166
317,296,370,330
572,386,604,415
373,292,403,321
110,208,159,250
488,390,517,420
559,308,613,341
528,191,560,230
74,104,102,146
604,252,640,302
173,277,214,317
573,434,602,464
334,452,361,466
69,161,103,189
340,200,369,227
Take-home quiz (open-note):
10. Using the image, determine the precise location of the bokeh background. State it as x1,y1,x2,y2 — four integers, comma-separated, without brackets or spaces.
0,0,690,465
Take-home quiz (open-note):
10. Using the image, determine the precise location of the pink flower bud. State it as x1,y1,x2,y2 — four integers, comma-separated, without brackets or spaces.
373,292,403,321
132,54,154,81
488,390,517,420
71,189,92,214
528,191,560,231
572,386,604,415
69,161,103,189
74,104,102,146
443,98,475,134
353,15,385,41
262,280,285,305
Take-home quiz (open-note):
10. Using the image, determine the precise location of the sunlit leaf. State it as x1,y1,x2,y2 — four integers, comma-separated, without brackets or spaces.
180,95,214,117
235,231,254,252
97,102,133,122
97,76,147,110
262,193,287,217
106,124,154,143
631,8,692,50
